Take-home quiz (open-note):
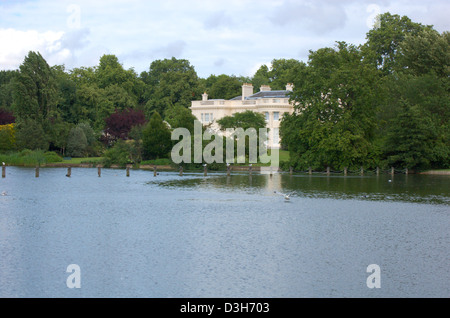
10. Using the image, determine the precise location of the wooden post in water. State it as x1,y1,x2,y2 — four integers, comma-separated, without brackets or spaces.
35,166,39,178
153,166,157,177
126,166,130,177
344,167,348,176
290,167,293,175
226,164,231,176
376,167,380,176
391,167,395,176
360,166,364,176
66,167,72,178
405,167,409,175
309,167,312,175
203,164,207,176
98,166,101,177
179,166,183,176
249,164,253,175
2,165,5,178
326,167,330,176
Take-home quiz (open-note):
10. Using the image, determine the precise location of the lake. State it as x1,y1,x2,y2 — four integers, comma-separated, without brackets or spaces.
0,167,449,298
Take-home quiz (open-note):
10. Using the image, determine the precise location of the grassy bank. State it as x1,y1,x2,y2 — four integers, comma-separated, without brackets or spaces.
61,157,103,165
1,150,290,169
0,150,63,166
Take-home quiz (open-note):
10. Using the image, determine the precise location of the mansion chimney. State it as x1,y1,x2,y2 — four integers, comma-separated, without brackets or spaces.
260,85,271,92
242,83,254,100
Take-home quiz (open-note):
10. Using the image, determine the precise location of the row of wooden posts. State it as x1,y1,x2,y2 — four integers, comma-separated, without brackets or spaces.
302,166,407,176
0,164,247,178
0,165,159,178
0,165,235,178
1,164,406,179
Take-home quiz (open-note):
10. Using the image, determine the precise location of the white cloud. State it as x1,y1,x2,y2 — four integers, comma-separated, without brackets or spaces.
269,1,348,35
0,0,448,77
204,11,234,29
0,28,65,69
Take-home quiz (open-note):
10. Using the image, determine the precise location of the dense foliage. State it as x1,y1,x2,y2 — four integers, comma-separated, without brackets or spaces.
281,13,449,171
0,13,447,171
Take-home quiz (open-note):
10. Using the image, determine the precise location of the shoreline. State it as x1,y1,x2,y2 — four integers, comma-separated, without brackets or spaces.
419,170,450,175
10,163,264,172
2,162,449,175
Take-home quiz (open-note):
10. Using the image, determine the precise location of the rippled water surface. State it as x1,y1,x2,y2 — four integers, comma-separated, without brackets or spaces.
0,167,449,298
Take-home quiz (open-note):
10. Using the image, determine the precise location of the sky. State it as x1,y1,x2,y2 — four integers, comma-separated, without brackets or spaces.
0,0,448,78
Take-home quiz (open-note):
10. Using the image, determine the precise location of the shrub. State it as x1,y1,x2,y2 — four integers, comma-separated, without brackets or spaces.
15,119,49,151
0,123,15,151
44,151,63,163
102,140,133,168
66,126,88,157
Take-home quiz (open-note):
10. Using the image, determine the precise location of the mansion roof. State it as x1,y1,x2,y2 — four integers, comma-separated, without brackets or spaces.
230,90,291,101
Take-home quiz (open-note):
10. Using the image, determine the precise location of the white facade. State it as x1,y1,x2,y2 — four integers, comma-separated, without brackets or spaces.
190,83,295,148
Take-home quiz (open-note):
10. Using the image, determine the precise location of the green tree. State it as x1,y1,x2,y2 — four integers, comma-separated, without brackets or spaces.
207,74,242,100
281,42,381,171
96,54,145,103
77,122,101,156
70,56,145,130
217,110,266,131
46,117,73,156
102,139,134,167
378,73,449,170
363,12,430,74
74,84,103,129
268,59,306,90
0,124,16,152
164,104,197,133
399,29,450,78
383,101,439,170
251,65,271,90
142,57,201,117
66,126,88,157
15,118,49,151
217,110,267,162
0,70,18,111
128,124,145,163
52,65,78,123
12,51,58,122
142,112,172,160
376,24,450,170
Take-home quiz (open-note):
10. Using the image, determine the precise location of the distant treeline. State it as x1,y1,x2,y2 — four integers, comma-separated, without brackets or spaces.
0,12,448,171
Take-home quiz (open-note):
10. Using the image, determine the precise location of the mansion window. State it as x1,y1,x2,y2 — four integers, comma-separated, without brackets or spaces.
273,128,280,145
201,113,214,123
273,112,280,121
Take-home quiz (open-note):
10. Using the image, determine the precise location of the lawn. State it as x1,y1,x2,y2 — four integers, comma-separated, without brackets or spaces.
62,157,103,164
252,149,290,166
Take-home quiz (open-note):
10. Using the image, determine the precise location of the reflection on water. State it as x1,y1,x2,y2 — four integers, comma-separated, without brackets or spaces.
0,167,449,298
155,172,450,205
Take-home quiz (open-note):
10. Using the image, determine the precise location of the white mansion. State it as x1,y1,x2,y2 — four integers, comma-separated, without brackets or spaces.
190,83,295,149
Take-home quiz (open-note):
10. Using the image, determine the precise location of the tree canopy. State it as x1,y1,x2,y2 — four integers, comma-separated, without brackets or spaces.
280,12,449,171
0,12,448,171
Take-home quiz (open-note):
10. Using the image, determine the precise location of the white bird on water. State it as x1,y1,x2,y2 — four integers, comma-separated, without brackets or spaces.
274,191,294,201
1,191,7,196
